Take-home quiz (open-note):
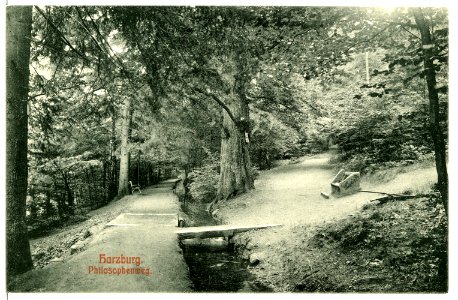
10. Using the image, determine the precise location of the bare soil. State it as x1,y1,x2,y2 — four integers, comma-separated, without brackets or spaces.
8,153,444,293
27,193,135,269
9,181,192,292
214,152,436,226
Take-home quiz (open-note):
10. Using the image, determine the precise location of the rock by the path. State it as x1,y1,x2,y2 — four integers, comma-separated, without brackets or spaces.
82,230,92,239
49,257,64,263
69,229,92,255
70,240,86,255
32,248,45,260
64,236,79,248
245,240,257,250
321,192,330,199
249,252,266,266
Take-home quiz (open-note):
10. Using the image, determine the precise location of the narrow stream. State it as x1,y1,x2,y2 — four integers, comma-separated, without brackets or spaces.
179,203,272,292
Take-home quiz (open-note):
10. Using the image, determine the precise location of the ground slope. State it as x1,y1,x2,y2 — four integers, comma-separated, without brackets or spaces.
215,153,446,292
214,152,436,226
9,180,192,292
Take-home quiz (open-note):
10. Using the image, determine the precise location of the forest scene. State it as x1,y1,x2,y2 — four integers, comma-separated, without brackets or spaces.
5,5,448,293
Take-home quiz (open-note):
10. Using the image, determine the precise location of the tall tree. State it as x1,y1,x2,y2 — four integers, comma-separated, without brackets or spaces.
412,8,448,215
304,7,448,210
31,6,146,200
111,7,344,203
117,95,132,197
6,6,34,276
200,7,342,201
183,7,262,201
204,53,255,201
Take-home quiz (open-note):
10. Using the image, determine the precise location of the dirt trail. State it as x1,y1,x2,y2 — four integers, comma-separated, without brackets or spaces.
216,152,436,227
9,180,192,292
218,153,442,293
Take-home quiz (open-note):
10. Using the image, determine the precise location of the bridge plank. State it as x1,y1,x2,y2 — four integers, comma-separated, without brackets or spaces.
175,224,281,240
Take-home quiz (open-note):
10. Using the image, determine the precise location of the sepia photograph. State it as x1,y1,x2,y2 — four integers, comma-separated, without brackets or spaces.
4,1,452,295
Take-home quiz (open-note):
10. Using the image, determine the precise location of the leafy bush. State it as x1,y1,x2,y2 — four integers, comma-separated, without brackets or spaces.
250,110,302,169
298,197,447,292
186,158,259,203
303,131,330,154
188,160,219,203
333,110,433,173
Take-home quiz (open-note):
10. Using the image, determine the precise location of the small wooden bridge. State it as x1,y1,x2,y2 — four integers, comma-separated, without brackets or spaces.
175,224,281,240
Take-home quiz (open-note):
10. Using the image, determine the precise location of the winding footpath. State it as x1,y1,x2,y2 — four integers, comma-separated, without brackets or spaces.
10,180,192,292
216,151,436,226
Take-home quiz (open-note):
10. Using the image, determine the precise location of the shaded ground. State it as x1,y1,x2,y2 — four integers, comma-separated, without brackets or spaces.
9,180,192,292
214,152,436,226
232,196,447,292
214,152,445,292
8,153,443,293
27,193,139,269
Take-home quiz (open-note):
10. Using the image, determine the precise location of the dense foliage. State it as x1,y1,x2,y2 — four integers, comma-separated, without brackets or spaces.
22,6,448,229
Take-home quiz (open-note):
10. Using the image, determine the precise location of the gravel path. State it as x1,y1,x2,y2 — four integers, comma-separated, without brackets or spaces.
215,152,436,226
9,180,192,292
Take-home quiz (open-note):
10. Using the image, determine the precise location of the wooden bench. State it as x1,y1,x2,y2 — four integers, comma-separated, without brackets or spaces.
330,169,361,196
129,181,142,194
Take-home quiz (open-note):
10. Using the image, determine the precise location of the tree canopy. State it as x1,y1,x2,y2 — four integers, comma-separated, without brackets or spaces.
9,6,448,276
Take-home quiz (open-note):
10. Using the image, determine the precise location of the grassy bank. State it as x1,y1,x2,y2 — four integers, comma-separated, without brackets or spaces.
216,154,447,292
232,196,447,292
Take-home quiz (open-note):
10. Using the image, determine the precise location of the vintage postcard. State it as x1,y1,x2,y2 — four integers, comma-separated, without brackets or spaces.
3,0,455,298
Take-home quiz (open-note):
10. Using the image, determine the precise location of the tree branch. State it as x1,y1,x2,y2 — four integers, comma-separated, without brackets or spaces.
83,7,128,73
193,86,238,125
380,20,420,39
34,6,90,62
72,8,107,55
370,193,433,205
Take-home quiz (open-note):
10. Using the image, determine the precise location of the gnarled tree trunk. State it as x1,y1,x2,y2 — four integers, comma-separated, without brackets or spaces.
6,6,33,277
215,56,254,201
217,95,254,201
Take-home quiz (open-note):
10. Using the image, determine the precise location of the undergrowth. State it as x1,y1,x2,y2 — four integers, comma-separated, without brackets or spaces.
248,196,447,292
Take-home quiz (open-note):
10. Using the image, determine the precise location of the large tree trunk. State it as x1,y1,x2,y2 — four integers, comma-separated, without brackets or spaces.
412,9,448,215
6,6,33,277
217,96,254,200
412,8,448,292
108,114,118,199
61,171,74,215
215,56,254,202
117,96,132,197
45,190,52,217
